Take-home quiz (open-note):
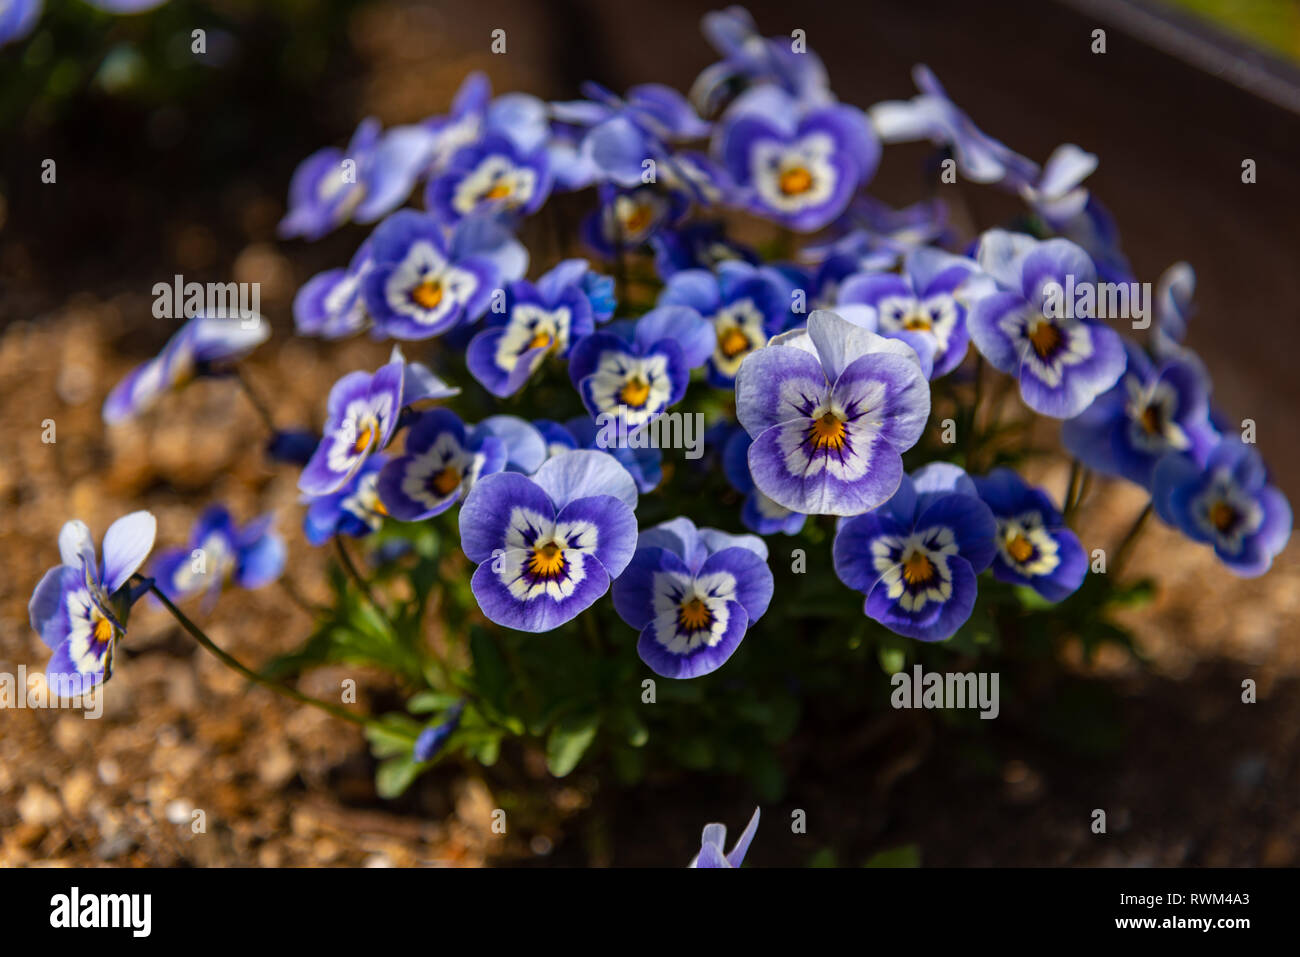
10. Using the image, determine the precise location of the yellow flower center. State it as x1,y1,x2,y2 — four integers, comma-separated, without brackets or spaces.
411,279,444,310
92,615,114,646
353,421,378,455
1027,318,1062,359
483,182,512,201
1006,533,1034,563
622,203,653,235
903,310,932,331
779,166,814,196
527,542,566,579
431,467,461,496
620,376,652,408
808,412,847,451
901,550,936,586
717,326,751,358
678,597,712,632
527,330,554,351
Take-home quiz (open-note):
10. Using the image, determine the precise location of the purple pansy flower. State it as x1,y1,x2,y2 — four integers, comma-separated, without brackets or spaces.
973,469,1087,601
837,246,991,380
102,314,269,425
421,73,549,176
298,358,406,497
466,259,599,398
833,464,996,641
29,511,157,694
691,4,830,115
612,517,774,679
1153,439,1291,578
426,133,553,226
294,239,374,340
303,453,390,546
869,65,1037,187
361,210,501,340
689,807,761,868
658,262,790,386
717,86,878,232
413,702,465,762
582,184,688,258
458,450,640,632
734,309,931,516
279,117,437,241
1062,342,1217,489
151,506,285,606
967,230,1126,419
552,82,710,188
377,409,507,521
568,306,711,433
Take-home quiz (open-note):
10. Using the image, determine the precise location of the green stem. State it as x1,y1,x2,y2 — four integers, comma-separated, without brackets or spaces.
1064,459,1082,519
233,366,277,434
333,535,392,627
147,581,374,729
1111,502,1154,578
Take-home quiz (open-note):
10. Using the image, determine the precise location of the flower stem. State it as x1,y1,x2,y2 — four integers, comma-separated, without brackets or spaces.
146,581,374,729
234,366,277,433
333,535,393,629
1111,502,1154,578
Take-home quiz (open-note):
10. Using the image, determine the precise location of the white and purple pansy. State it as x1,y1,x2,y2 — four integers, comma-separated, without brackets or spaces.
458,450,640,632
833,463,997,641
1062,342,1217,489
612,517,774,679
692,2,830,114
973,468,1087,602
420,73,550,177
361,210,499,340
582,184,688,258
869,65,1038,188
658,261,789,386
552,81,710,188
151,505,285,606
102,314,270,425
298,358,406,497
721,426,806,536
688,806,761,868
837,246,991,380
466,259,598,398
29,511,157,694
1153,439,1291,578
303,453,390,546
717,85,879,232
568,306,711,433
734,309,932,517
967,230,1126,419
426,132,553,226
278,116,438,241
377,409,506,521
294,239,374,340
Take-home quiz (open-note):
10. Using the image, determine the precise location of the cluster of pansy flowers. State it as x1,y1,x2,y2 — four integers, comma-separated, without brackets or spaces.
30,8,1291,759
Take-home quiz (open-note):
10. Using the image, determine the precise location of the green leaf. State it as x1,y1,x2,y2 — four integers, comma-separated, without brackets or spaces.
375,755,422,799
864,844,921,868
545,712,600,777
407,691,463,714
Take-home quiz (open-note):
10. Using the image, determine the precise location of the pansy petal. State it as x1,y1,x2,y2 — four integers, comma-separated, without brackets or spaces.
458,472,557,563
531,449,639,511
100,510,157,595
